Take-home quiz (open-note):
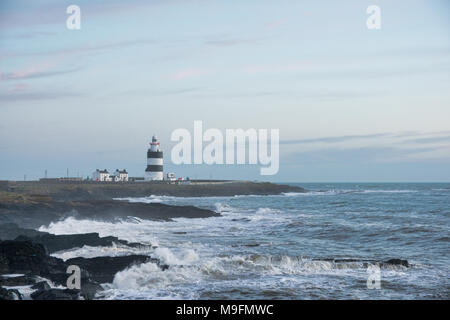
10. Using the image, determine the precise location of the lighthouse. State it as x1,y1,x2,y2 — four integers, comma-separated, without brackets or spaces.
145,135,164,181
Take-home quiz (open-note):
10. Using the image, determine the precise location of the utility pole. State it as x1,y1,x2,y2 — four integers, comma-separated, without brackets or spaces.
67,168,69,178
45,169,47,179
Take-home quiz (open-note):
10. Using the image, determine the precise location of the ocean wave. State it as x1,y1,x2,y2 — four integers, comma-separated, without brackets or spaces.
255,207,281,215
153,247,199,265
51,242,152,261
114,195,177,203
283,189,418,196
214,254,410,274
39,217,159,246
103,250,411,300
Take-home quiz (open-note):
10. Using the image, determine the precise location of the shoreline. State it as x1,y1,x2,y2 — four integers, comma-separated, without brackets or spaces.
0,180,307,300
0,180,306,201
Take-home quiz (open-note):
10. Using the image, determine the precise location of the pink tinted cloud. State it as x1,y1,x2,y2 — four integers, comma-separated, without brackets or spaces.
0,55,69,82
10,61,54,79
9,83,30,92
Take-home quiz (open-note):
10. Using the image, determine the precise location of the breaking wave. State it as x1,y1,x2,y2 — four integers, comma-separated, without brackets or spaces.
35,183,450,299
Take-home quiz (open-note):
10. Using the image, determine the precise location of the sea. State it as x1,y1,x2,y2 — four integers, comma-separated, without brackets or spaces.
39,183,450,300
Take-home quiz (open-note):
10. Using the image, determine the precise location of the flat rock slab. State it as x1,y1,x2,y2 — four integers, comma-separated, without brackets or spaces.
0,200,219,229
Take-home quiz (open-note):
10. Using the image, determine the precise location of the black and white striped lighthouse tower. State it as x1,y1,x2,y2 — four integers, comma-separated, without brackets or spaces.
145,135,163,181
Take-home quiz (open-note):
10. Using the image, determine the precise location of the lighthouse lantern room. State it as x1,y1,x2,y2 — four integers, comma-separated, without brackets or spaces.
145,135,164,181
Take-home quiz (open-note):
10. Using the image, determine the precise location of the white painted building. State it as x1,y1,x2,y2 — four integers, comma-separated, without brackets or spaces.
92,169,110,182
112,169,129,182
165,172,176,181
145,135,164,181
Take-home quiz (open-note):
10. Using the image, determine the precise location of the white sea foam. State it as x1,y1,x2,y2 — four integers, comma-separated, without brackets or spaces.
0,274,25,278
36,186,442,300
39,217,159,246
101,249,412,299
153,247,199,265
114,195,178,203
255,207,281,214
52,242,151,261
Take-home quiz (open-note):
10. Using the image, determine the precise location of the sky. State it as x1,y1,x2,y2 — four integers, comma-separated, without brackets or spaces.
0,0,449,182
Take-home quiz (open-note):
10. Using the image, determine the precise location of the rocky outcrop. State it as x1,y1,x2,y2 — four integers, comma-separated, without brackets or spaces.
383,258,409,268
0,240,164,300
0,199,219,229
31,281,51,291
14,232,145,254
313,257,411,269
31,288,81,300
0,287,23,300
3,181,307,201
1,223,148,253
66,255,166,283
0,223,46,240
0,274,39,287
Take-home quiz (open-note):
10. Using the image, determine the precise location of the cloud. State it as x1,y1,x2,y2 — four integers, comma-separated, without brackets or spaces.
281,133,390,145
280,131,450,166
281,131,450,147
168,68,213,80
404,135,450,144
282,145,446,165
158,87,201,95
244,62,314,74
0,91,82,103
1,67,82,81
118,87,201,96
1,31,58,39
2,38,157,58
8,83,29,93
0,0,167,29
204,37,262,47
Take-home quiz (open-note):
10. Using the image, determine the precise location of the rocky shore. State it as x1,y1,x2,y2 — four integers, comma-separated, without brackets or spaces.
0,180,308,300
0,194,219,229
0,180,306,201
0,239,164,300
0,182,225,299
0,235,412,300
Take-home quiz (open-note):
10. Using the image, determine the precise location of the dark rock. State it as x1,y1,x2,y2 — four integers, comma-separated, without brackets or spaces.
31,280,101,300
0,222,149,254
0,240,166,299
14,232,141,254
0,200,219,229
0,274,38,287
31,288,80,300
66,255,159,283
31,281,51,291
0,240,99,298
0,287,23,300
0,223,46,240
383,259,409,268
0,240,53,275
312,257,410,269
80,282,103,300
